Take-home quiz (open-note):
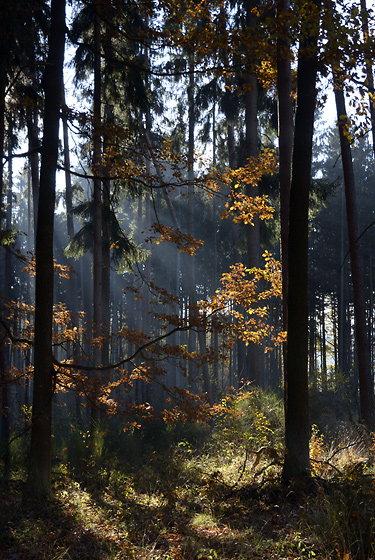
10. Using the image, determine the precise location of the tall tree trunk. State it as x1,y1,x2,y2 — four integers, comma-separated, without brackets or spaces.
0,18,7,226
244,0,262,387
26,0,65,499
276,0,293,377
187,53,198,390
91,1,103,430
334,83,375,430
211,100,219,396
1,124,13,478
102,104,113,374
282,2,320,481
62,86,82,423
0,16,7,433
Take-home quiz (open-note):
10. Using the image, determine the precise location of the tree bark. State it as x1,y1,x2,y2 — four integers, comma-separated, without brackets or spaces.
282,2,319,481
334,84,375,430
276,0,293,374
26,0,65,499
0,11,8,227
91,0,103,430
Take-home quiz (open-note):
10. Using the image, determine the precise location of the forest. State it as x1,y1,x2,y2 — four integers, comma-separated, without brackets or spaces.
2,0,375,558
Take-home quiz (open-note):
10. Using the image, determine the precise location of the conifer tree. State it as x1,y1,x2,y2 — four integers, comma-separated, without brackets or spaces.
26,0,65,498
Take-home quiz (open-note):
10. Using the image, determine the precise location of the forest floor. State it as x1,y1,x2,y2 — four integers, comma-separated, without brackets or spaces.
1,393,375,559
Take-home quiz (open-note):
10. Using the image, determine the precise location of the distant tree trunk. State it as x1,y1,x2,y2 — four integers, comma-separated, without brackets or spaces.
338,187,348,377
24,168,32,417
244,0,262,387
276,0,293,376
359,0,375,160
309,305,317,390
211,101,219,396
320,295,327,391
282,3,319,481
1,124,13,478
144,129,211,400
26,0,65,499
227,117,246,385
62,86,81,422
332,294,338,375
91,1,103,430
102,105,113,372
187,53,198,390
0,26,8,470
334,83,375,430
26,90,40,241
142,121,152,399
0,21,7,225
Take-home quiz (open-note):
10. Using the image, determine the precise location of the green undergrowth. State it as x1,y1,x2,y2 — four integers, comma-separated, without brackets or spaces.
1,390,375,559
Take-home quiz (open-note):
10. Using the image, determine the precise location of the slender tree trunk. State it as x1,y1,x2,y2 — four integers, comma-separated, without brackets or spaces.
26,0,65,499
282,3,320,481
62,86,82,423
102,105,113,372
0,20,7,429
244,0,262,387
334,84,375,430
321,295,327,391
227,121,246,384
187,53,198,390
142,120,152,399
359,0,375,160
0,24,7,226
309,306,317,390
2,127,14,477
276,0,293,379
26,98,40,241
144,130,211,401
91,2,103,430
212,101,219,396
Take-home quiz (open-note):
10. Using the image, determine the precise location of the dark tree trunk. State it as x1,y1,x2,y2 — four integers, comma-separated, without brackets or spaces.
276,0,293,375
102,105,113,373
282,3,319,481
1,128,14,478
0,17,7,226
334,84,375,430
26,0,65,499
91,1,103,431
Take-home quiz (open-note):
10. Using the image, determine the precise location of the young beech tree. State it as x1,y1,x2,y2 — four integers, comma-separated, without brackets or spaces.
2,140,282,494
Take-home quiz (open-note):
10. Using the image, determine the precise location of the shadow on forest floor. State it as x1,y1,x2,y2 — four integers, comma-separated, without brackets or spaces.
1,444,375,560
